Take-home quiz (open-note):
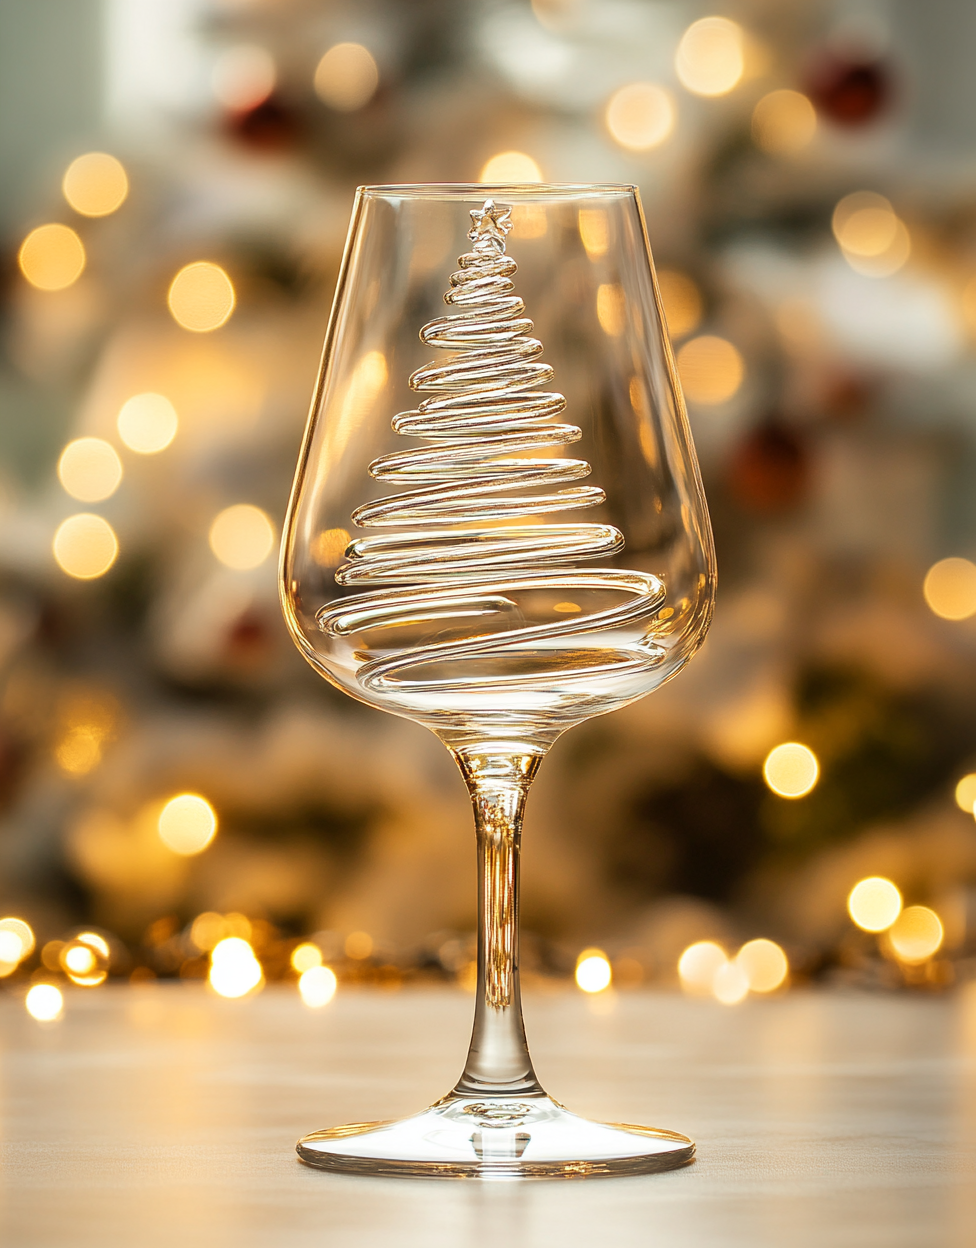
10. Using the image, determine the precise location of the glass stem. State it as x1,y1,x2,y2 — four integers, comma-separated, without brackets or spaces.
451,748,546,1100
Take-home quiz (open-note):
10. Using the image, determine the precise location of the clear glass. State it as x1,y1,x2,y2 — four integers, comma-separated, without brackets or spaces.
281,184,716,1179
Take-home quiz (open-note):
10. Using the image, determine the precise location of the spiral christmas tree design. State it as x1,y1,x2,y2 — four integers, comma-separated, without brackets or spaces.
317,199,666,700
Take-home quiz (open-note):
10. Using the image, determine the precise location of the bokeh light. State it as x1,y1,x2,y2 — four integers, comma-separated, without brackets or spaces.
657,270,703,339
677,940,727,994
345,930,374,960
675,17,745,97
923,557,976,620
311,527,351,568
157,794,217,856
848,877,903,932
605,82,675,151
209,504,275,570
52,514,119,580
888,906,943,964
596,283,626,336
25,984,63,1021
62,152,129,217
751,90,817,154
57,438,123,503
313,43,379,111
832,192,910,278
117,393,179,454
209,937,263,998
168,261,236,333
212,44,276,111
763,742,819,798
18,223,86,291
712,960,749,1004
191,912,252,951
954,773,976,814
0,917,35,962
575,949,612,993
291,942,323,973
736,939,789,992
676,335,744,404
578,209,608,259
61,934,107,986
299,964,338,1007
479,151,543,183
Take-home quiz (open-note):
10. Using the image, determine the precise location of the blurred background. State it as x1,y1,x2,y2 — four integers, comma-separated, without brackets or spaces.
3,0,976,1011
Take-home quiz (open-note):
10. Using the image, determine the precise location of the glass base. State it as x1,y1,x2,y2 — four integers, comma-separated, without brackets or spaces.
296,1094,694,1180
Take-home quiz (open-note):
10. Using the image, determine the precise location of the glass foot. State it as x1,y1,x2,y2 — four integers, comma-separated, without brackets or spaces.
297,1094,694,1180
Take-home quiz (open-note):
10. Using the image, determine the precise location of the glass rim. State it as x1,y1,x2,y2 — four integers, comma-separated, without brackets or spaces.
358,182,638,200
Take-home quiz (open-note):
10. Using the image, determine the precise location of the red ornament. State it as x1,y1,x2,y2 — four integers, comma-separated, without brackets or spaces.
806,55,890,127
727,423,810,514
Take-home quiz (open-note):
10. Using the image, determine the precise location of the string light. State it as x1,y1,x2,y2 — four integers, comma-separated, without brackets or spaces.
763,742,819,798
291,942,323,972
675,17,745,97
575,949,612,993
751,90,817,154
52,515,119,580
57,438,123,503
605,82,675,151
344,931,374,960
62,153,128,217
676,335,744,404
25,984,63,1021
168,262,236,333
954,773,976,815
479,151,543,182
157,794,217,856
299,964,338,1007
848,877,902,932
314,43,379,111
117,394,178,454
209,937,263,998
657,270,703,339
18,224,85,291
923,557,976,620
677,941,727,994
209,504,275,570
887,906,943,964
735,939,788,992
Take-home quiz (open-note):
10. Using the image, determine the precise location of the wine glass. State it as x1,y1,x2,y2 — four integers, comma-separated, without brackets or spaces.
280,184,716,1179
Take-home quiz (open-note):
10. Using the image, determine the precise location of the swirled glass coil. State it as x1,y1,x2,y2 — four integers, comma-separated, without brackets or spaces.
281,185,715,751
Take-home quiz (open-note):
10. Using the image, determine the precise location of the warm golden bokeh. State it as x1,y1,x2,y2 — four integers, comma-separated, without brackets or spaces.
848,876,903,932
677,940,727,994
677,335,744,404
311,527,352,568
479,151,543,183
887,905,943,964
751,89,817,154
596,283,626,336
53,514,119,580
575,948,612,993
763,742,819,798
209,937,263,998
208,504,275,570
712,960,749,1004
736,938,789,992
675,17,745,97
117,393,179,454
605,82,675,151
157,794,218,856
314,43,379,111
832,192,910,278
62,152,129,217
923,557,976,620
657,269,703,339
299,964,338,1007
25,984,63,1021
578,209,609,259
291,942,323,973
168,261,236,333
18,223,86,291
57,438,123,503
954,773,976,814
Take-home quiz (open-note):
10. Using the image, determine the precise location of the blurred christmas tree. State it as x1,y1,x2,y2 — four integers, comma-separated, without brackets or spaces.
2,0,976,998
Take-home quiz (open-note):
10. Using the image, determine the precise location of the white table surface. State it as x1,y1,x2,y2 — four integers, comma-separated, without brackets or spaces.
1,983,974,1248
